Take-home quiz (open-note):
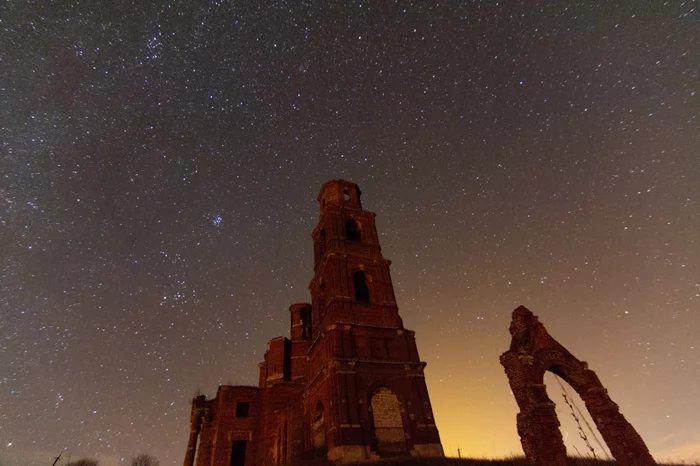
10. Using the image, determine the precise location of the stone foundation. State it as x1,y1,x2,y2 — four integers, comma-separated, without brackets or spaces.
327,445,370,463
411,443,445,457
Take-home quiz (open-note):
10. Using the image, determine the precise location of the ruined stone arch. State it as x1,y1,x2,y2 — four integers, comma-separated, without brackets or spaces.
500,306,655,466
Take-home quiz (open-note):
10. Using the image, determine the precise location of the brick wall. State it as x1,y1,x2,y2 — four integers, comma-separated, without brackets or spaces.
371,388,405,445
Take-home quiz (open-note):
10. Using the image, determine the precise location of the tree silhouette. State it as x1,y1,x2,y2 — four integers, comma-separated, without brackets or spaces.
129,454,160,466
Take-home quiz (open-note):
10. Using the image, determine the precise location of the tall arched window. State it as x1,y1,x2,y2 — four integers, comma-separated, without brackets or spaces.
300,308,309,338
354,271,370,303
345,218,361,242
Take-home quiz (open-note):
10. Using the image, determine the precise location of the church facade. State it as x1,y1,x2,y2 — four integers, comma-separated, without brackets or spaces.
183,180,443,466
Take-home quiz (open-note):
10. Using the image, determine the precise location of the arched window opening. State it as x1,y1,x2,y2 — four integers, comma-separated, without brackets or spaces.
300,308,309,338
343,190,351,201
370,388,406,455
354,271,370,303
345,218,361,242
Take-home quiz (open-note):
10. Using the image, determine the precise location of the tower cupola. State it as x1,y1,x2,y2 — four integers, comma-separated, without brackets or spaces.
317,179,363,211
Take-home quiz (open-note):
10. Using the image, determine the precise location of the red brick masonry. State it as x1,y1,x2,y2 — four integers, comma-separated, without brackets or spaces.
183,180,443,466
500,306,655,466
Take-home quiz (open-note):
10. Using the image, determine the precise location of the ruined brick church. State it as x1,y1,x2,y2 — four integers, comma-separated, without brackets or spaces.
183,180,444,466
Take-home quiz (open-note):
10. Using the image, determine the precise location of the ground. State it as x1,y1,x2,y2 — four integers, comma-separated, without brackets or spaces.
336,458,697,466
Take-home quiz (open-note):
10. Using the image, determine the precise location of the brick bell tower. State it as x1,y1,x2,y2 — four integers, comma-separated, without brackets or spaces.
304,180,443,461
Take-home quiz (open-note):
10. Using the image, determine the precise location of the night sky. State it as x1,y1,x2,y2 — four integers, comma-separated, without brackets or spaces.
2,1,699,465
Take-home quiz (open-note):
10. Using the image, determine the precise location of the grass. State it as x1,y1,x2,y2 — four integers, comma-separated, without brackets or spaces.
338,456,699,466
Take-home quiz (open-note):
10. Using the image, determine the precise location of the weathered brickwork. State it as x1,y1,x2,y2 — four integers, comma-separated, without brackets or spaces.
371,388,406,453
183,180,443,466
500,306,655,466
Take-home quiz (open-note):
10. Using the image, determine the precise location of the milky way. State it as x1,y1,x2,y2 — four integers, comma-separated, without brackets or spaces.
1,2,698,465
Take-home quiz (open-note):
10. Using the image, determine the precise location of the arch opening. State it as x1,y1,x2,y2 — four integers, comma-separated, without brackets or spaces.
300,308,310,338
345,218,361,242
542,370,612,460
370,387,407,455
353,271,370,303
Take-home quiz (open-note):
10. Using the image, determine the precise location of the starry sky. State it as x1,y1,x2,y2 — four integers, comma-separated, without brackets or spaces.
1,1,699,465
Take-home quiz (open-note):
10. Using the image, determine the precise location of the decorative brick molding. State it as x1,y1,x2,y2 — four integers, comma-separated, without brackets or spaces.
500,306,655,466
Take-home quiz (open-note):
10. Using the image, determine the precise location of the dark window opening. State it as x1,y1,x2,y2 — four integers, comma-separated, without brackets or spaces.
236,401,250,417
300,308,309,338
313,401,324,423
345,218,361,242
354,271,370,303
230,440,247,466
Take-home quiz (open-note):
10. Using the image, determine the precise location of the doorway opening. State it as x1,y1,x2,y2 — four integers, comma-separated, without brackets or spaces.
230,440,246,466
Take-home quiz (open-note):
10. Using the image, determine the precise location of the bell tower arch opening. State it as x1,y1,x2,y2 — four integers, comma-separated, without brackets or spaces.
353,270,370,303
345,218,361,242
500,306,655,466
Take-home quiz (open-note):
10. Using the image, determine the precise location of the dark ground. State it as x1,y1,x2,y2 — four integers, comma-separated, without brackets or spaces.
336,457,697,466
